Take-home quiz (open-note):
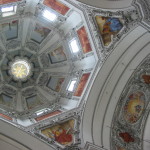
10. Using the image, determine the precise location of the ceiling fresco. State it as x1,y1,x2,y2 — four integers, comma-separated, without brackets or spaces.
0,0,97,149
0,0,147,149
41,119,75,146
95,16,123,46
111,55,150,150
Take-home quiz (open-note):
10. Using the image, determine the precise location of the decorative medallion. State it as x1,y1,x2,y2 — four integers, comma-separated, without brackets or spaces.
10,59,31,79
119,132,134,143
41,119,75,146
124,91,145,124
9,59,32,81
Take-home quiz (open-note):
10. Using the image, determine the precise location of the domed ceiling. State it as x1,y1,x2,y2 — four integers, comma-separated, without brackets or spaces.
0,0,149,149
0,0,98,149
0,0,97,117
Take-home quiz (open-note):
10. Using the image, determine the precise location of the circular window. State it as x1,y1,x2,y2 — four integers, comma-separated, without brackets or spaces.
11,59,31,80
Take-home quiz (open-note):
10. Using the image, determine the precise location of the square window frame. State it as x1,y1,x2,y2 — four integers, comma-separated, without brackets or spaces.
69,38,80,54
1,5,17,17
67,78,77,92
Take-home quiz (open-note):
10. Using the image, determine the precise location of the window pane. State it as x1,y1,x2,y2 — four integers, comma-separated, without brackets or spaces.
1,6,14,13
70,39,79,53
68,80,77,91
43,10,57,21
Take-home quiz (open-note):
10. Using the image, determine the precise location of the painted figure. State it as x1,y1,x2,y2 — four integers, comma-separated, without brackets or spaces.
51,128,73,144
142,74,150,84
103,18,123,33
49,46,67,64
119,132,134,143
31,24,50,44
124,91,145,124
41,120,74,146
95,16,123,46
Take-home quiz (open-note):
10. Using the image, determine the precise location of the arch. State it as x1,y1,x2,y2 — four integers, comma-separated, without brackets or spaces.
76,0,133,9
0,120,55,150
82,25,150,149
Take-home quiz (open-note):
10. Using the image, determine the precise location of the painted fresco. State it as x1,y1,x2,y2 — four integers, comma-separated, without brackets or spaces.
124,91,145,124
119,132,134,143
95,16,123,46
74,73,90,97
0,113,12,120
35,110,62,121
47,77,65,92
77,26,92,53
26,95,43,110
41,119,74,145
0,94,13,107
49,46,67,64
142,74,150,84
1,20,18,40
43,0,70,15
31,23,51,44
0,0,20,4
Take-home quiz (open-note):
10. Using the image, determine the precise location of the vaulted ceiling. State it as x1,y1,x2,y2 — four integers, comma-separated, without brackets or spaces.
0,0,150,150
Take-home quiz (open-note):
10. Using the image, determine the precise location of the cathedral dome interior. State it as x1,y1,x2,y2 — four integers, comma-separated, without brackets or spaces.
0,0,150,150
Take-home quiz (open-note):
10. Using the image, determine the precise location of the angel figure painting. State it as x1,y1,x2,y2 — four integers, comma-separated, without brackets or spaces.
41,119,75,146
49,46,67,64
124,91,145,124
95,16,123,46
31,23,51,44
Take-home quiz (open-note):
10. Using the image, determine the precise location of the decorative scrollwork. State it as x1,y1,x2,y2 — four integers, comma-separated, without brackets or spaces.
22,87,37,97
2,86,17,95
111,55,150,150
26,42,39,52
40,54,50,68
6,40,21,50
38,73,49,86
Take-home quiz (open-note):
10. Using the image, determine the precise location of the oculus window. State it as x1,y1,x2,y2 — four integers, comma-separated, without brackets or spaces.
10,59,31,80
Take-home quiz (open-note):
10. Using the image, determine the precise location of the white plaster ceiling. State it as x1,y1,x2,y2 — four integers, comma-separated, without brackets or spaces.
0,0,150,150
0,0,97,121
76,0,133,9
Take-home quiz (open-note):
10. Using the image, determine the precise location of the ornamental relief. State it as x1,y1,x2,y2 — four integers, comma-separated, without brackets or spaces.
25,42,39,52
2,85,17,95
111,55,150,150
6,40,21,50
31,113,81,150
135,0,150,28
76,1,141,59
0,0,146,149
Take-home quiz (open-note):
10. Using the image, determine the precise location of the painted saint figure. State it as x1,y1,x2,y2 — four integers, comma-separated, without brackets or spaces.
95,16,123,46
